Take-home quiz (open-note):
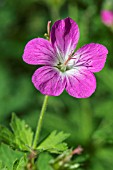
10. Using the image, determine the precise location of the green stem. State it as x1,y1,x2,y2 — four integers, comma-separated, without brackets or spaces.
32,95,49,149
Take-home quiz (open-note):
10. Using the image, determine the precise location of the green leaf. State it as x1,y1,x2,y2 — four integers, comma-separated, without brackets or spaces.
37,152,53,170
0,125,14,145
13,156,27,170
37,130,70,154
10,113,34,151
0,160,8,170
0,143,23,170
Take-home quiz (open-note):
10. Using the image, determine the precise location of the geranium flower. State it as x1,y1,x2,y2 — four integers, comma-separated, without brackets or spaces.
101,10,113,26
22,17,108,98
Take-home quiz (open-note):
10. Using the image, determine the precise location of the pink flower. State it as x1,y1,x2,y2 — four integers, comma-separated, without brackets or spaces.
22,17,108,98
72,145,83,155
101,10,113,26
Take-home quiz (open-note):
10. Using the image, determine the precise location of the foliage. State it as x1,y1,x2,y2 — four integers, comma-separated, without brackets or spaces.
37,131,70,154
0,115,70,169
10,113,34,151
0,114,34,151
37,152,53,170
0,143,24,170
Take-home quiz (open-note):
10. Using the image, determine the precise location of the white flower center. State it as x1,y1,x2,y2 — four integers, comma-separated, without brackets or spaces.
55,60,75,73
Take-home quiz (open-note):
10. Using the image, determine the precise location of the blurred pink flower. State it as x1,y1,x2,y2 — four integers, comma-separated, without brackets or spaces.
72,145,83,155
101,10,113,26
22,17,108,98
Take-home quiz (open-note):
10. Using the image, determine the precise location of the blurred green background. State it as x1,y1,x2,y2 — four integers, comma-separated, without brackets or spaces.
0,0,113,169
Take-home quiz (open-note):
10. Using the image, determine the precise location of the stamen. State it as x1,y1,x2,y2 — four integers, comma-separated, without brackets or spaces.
44,21,51,41
64,51,75,65
64,57,71,65
47,21,51,41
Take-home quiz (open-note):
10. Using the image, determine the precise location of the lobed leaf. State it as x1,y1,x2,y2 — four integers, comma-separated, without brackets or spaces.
0,160,8,170
13,156,27,170
37,130,70,154
0,143,23,170
0,125,14,145
10,113,34,151
37,152,53,170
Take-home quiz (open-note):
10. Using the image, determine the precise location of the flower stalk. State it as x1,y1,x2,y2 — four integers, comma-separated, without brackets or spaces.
32,95,49,149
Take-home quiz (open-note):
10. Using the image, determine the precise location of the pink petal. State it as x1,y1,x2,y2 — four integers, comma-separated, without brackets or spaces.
74,43,108,72
101,10,113,26
32,66,66,96
51,17,79,60
65,67,96,98
22,38,57,65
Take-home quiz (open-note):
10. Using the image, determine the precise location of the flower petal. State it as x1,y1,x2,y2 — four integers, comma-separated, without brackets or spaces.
51,17,79,61
65,67,96,98
22,38,57,65
101,10,113,26
74,43,108,72
32,66,66,96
